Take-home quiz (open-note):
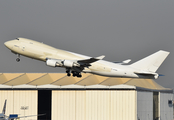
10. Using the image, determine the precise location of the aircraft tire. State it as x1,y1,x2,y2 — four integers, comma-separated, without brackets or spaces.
16,58,20,62
67,73,71,76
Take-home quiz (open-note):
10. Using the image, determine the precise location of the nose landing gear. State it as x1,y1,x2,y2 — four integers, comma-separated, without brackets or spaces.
16,54,20,62
16,58,20,62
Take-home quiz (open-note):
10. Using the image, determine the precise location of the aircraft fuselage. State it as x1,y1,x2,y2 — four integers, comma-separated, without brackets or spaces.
4,38,169,79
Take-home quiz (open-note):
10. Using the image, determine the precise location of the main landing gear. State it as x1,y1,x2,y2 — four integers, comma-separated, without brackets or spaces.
16,54,20,62
72,71,82,77
66,69,82,78
66,70,71,76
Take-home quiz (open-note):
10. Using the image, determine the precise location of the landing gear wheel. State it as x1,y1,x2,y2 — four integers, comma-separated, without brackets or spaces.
16,54,20,62
66,69,71,76
73,74,76,77
77,74,82,78
66,70,82,77
16,58,20,62
67,73,71,76
72,71,78,77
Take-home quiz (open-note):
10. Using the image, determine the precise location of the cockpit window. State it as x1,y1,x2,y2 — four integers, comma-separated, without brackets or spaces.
16,38,19,40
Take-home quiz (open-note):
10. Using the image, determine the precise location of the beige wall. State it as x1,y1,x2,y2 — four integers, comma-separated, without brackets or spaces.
52,90,136,120
0,90,37,120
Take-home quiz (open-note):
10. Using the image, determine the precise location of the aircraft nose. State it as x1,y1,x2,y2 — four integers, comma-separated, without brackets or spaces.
4,40,18,49
4,41,12,48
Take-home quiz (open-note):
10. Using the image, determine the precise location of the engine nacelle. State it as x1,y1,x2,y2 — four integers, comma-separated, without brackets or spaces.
46,59,80,68
46,59,63,67
63,60,74,68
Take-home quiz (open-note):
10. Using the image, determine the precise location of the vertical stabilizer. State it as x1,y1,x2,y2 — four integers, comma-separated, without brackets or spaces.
130,50,170,72
2,100,7,114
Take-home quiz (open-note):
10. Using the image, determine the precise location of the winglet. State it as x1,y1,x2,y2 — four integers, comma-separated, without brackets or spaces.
78,55,105,64
95,55,105,60
122,59,131,64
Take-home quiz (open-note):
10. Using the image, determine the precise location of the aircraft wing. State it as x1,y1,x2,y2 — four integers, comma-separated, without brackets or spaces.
78,55,105,64
46,55,105,68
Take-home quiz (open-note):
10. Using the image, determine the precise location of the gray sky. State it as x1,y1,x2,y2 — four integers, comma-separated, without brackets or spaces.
0,0,174,88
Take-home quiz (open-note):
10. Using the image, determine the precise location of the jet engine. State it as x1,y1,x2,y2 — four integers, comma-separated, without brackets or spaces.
46,59,63,67
46,59,80,68
62,60,80,67
63,60,81,67
63,60,74,67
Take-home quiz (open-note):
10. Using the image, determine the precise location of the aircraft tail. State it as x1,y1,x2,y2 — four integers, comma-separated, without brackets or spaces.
130,50,170,72
2,100,7,114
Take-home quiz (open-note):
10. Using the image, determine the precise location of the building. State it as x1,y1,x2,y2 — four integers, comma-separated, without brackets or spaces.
0,73,173,120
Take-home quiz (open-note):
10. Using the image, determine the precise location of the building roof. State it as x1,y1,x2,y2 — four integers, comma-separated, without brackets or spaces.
0,73,171,92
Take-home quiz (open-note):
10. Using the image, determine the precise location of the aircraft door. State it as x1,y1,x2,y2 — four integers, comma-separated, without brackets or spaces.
20,42,25,52
21,46,25,51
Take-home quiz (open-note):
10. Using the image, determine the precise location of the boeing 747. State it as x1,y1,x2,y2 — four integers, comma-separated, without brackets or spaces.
4,38,169,79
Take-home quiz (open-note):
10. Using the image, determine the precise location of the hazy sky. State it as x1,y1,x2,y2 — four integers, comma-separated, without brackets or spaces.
0,0,174,88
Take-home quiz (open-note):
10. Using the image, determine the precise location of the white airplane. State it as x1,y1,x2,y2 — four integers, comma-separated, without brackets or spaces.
4,38,169,79
0,100,44,120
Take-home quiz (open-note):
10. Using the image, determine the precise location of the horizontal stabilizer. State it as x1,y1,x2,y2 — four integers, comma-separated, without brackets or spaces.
134,71,158,76
134,71,159,79
113,59,131,64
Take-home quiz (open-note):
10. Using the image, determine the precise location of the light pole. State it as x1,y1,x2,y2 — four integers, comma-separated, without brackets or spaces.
20,106,28,120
